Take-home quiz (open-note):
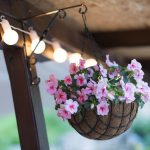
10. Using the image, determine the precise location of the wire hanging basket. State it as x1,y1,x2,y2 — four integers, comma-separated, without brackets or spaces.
46,4,150,141
69,102,138,140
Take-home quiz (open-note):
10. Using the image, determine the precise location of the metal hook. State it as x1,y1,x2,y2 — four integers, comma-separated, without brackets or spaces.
58,9,67,19
79,4,87,14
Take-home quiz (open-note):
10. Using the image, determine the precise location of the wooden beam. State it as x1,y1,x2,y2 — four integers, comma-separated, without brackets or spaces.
3,44,49,150
93,29,150,48
0,1,104,61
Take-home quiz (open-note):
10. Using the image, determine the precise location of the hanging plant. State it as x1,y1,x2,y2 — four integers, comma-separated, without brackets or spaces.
46,55,150,140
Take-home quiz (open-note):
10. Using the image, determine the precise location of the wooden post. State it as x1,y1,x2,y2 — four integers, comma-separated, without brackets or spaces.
3,44,49,150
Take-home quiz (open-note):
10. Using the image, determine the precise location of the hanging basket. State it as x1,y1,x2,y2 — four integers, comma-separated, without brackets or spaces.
69,102,138,140
46,55,150,140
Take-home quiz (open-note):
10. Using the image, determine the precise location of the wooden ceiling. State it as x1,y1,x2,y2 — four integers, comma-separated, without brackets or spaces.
0,0,150,62
26,0,150,31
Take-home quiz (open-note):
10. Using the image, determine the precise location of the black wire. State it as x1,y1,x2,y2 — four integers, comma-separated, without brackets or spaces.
29,11,59,58
80,12,106,63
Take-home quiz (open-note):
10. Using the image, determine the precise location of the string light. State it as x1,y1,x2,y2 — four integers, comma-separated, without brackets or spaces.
1,18,19,45
69,53,82,65
52,41,68,63
29,29,46,54
85,58,97,68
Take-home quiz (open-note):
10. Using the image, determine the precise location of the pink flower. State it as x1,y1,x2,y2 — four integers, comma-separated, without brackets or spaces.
47,74,58,87
123,83,136,103
99,64,107,77
95,77,108,100
64,75,72,85
87,68,94,77
137,81,150,94
79,59,86,70
127,59,142,71
47,82,57,95
106,55,118,67
84,82,95,95
57,108,71,120
134,69,144,81
65,99,79,114
75,74,87,86
109,69,119,79
46,74,58,95
97,100,109,116
55,89,67,104
141,92,150,103
137,81,150,103
120,77,125,87
77,89,88,104
69,63,79,74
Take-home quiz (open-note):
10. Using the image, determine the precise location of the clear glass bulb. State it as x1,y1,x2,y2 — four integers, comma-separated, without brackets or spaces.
53,48,68,63
69,53,82,65
31,39,46,54
3,30,19,45
85,58,97,68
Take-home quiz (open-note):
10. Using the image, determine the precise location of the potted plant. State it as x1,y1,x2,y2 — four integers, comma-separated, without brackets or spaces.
46,55,150,140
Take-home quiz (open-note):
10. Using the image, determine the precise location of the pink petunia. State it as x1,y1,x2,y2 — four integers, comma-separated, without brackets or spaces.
47,74,58,87
47,82,57,95
77,89,88,104
83,82,95,95
127,59,142,71
134,69,144,81
87,68,94,77
137,81,150,103
105,55,118,67
141,92,150,103
55,89,67,104
79,59,86,70
57,108,71,120
123,83,136,103
75,74,87,86
137,81,150,94
69,63,79,74
95,77,108,100
99,64,107,77
46,74,58,95
65,99,79,114
97,100,109,116
109,69,119,79
64,75,72,85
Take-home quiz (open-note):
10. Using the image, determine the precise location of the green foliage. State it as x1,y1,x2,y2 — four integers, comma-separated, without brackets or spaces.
0,111,71,149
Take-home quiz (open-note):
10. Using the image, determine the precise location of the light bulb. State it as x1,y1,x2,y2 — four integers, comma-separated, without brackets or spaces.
53,48,68,63
85,58,97,68
69,53,82,65
1,19,19,45
52,41,68,63
29,29,46,54
31,39,46,54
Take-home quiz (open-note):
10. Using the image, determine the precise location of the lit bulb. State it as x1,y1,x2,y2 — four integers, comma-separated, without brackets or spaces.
52,41,68,63
29,29,46,54
1,19,19,45
69,53,82,65
31,39,46,54
85,58,97,68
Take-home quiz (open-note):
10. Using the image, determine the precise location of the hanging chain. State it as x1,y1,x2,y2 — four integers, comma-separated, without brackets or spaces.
79,4,105,63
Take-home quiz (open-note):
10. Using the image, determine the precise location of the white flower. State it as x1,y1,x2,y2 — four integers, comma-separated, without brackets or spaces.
65,99,79,114
105,55,118,67
127,59,142,71
99,64,107,77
